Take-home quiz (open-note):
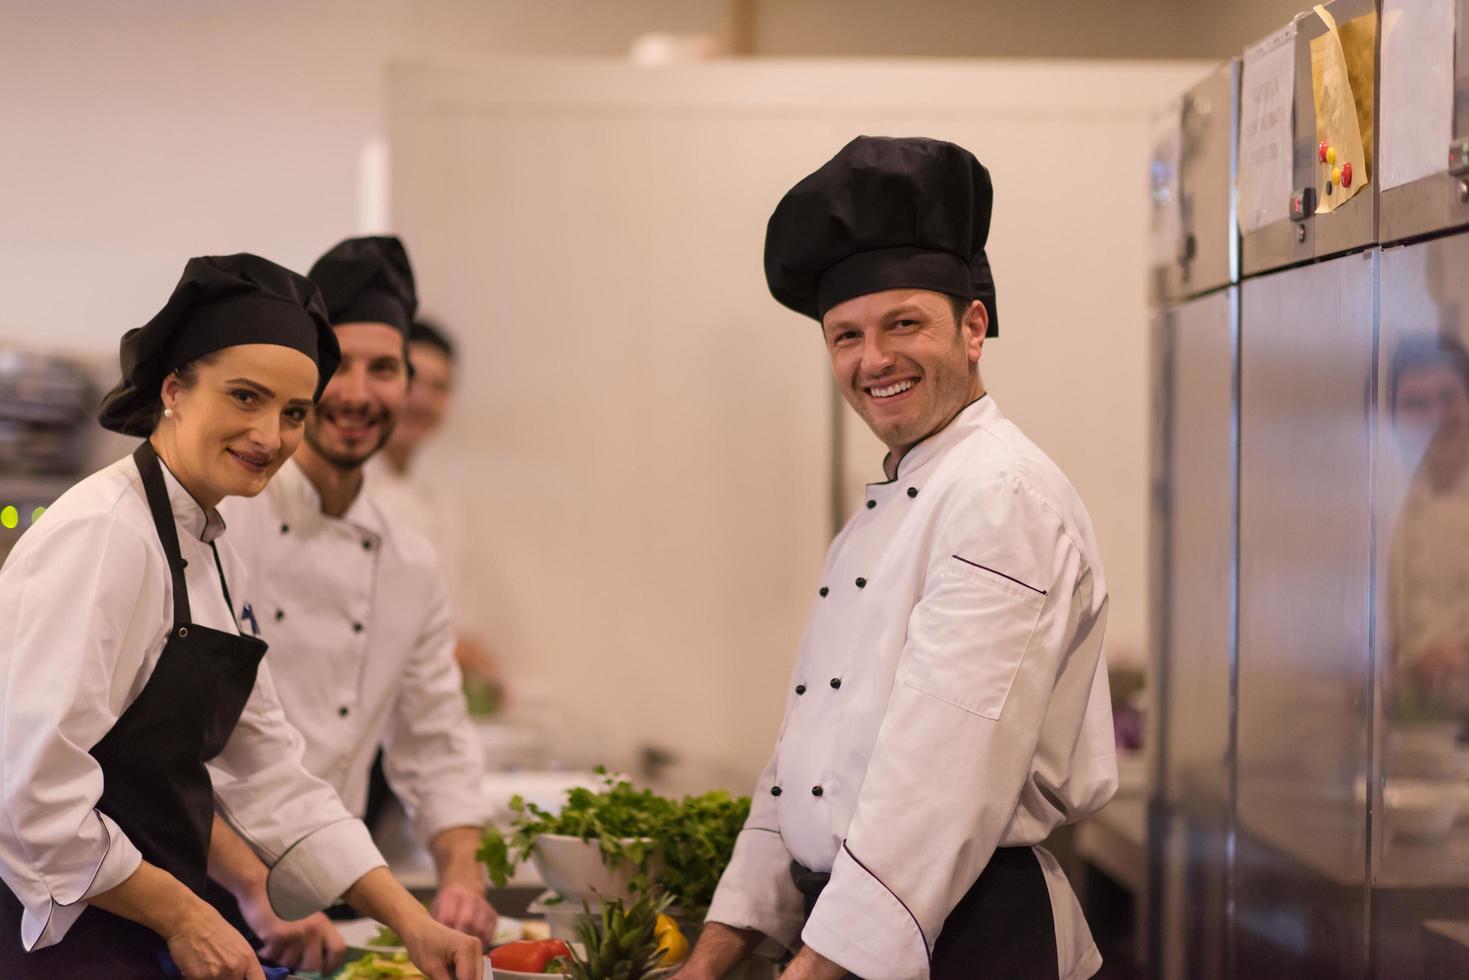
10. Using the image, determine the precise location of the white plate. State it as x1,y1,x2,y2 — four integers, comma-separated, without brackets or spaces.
337,916,526,954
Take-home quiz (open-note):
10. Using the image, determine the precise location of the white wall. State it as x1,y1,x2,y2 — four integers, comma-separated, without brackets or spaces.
391,58,1207,788
0,0,728,354
1,0,1212,790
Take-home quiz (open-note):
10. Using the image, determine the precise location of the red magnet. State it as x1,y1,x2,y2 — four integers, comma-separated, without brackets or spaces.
1319,141,1329,163
1341,162,1353,187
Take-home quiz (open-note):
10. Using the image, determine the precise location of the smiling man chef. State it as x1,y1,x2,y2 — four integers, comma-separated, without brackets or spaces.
672,137,1118,980
206,237,496,970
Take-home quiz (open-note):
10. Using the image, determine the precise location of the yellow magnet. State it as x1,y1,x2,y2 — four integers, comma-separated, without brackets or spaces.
1331,166,1342,184
1327,146,1337,166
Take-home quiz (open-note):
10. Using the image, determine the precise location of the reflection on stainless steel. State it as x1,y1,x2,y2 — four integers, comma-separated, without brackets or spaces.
1176,62,1239,297
1373,236,1469,976
1151,61,1239,308
1153,288,1237,980
1237,251,1374,977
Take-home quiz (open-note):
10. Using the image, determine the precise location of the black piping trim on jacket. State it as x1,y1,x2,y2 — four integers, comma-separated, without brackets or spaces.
951,555,1047,596
24,810,117,951
868,393,990,487
841,841,932,966
262,816,363,917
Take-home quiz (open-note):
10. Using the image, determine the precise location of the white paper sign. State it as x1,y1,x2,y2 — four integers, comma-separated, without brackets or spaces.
1238,21,1298,234
1380,0,1455,190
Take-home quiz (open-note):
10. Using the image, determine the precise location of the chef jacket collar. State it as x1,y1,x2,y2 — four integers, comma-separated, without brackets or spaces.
273,456,387,540
154,453,227,543
870,392,997,487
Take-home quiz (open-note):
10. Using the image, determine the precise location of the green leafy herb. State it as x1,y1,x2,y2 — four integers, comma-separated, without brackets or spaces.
477,768,750,915
338,951,423,978
369,923,403,947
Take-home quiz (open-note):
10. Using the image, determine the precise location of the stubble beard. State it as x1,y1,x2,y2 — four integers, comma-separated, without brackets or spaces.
304,414,396,472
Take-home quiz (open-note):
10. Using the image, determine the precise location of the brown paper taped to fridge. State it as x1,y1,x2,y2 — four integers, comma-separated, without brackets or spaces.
1311,4,1376,213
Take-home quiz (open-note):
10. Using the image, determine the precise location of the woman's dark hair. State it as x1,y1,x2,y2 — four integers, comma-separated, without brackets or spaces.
110,351,218,436
1389,332,1469,418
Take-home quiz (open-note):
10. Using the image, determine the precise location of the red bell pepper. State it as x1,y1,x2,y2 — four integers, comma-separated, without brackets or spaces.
487,938,574,973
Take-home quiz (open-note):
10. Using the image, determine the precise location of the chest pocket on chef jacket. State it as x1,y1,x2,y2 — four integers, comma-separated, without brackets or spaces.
899,556,1047,721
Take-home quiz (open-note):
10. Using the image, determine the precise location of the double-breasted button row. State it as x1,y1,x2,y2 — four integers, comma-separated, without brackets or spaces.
795,679,842,693
818,578,870,594
771,784,825,797
864,487,918,510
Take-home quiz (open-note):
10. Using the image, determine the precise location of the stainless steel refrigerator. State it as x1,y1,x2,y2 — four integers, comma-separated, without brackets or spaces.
1146,56,1240,980
1152,0,1469,976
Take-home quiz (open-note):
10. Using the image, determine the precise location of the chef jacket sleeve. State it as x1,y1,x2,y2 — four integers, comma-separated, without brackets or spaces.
208,661,386,920
378,569,490,843
0,513,152,950
703,751,807,956
800,476,1099,980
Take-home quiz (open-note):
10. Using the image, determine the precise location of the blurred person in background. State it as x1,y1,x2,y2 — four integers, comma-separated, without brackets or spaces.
676,137,1117,980
206,237,498,970
0,254,480,980
369,318,504,708
1386,332,1469,732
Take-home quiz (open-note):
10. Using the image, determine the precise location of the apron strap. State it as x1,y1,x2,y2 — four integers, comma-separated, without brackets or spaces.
210,543,242,632
132,441,192,628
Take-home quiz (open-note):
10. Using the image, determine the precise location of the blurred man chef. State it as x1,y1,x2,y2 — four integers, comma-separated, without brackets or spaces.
368,319,502,692
673,137,1117,980
207,237,496,970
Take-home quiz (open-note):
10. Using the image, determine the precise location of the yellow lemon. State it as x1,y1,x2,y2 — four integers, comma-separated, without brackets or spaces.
656,926,690,966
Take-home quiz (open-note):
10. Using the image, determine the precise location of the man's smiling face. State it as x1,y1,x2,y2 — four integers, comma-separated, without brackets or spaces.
821,288,987,456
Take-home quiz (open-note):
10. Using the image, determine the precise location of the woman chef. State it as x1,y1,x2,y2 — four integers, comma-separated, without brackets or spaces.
0,254,482,980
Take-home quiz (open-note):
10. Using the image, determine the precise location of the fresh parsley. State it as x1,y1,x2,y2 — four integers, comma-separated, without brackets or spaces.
477,768,750,915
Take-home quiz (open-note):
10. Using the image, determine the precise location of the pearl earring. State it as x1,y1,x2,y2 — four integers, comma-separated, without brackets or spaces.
163,408,174,418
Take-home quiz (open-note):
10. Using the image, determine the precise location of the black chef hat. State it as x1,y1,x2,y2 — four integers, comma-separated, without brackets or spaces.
307,235,417,334
764,135,998,337
98,254,341,437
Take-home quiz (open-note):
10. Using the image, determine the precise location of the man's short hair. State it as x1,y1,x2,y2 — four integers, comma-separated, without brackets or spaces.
409,318,456,361
948,294,971,329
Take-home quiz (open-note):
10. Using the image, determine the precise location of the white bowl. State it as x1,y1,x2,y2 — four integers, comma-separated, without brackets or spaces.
529,834,661,902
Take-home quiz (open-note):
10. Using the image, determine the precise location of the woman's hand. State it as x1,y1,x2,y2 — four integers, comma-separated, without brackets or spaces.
161,900,266,980
90,860,264,979
344,866,483,980
236,894,347,973
400,915,484,980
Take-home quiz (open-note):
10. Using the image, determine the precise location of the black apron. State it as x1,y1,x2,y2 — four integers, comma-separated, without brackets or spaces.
0,442,268,978
791,846,1061,980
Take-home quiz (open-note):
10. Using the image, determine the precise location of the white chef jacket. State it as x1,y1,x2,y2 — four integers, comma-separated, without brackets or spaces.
0,455,386,952
219,458,489,845
364,456,467,611
1388,465,1469,668
707,395,1117,980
